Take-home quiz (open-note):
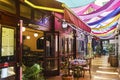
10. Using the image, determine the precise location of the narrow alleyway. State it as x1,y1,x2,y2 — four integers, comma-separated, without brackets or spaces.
46,56,119,80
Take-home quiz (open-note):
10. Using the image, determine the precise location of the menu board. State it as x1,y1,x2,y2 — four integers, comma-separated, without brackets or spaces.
1,27,14,56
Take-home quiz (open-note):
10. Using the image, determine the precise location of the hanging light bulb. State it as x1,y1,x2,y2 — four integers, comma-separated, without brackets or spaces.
34,33,38,37
22,27,26,32
26,36,30,39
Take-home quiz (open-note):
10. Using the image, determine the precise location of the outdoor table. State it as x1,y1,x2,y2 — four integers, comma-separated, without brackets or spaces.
69,59,87,78
70,59,87,66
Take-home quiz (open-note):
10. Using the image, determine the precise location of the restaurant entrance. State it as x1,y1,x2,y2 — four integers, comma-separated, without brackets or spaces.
43,31,60,76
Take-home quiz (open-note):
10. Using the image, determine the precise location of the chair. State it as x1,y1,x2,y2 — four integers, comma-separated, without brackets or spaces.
82,58,92,78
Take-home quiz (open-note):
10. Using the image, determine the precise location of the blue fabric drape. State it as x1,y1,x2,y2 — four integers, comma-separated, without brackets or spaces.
88,7,120,26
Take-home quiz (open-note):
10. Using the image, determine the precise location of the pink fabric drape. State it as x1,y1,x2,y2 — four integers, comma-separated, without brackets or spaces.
72,3,100,15
79,0,120,20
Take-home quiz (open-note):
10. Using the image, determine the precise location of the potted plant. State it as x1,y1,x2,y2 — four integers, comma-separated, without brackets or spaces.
22,63,45,80
106,44,118,67
61,58,73,80
85,53,95,59
106,44,115,55
95,45,102,57
106,44,115,63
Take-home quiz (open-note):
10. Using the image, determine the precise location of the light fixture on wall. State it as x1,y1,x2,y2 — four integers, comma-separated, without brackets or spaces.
62,19,68,29
26,31,31,39
40,37,44,39
26,36,30,39
34,33,38,37
22,27,26,32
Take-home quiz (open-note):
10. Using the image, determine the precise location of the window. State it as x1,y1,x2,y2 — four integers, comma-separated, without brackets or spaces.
1,27,15,56
36,37,44,49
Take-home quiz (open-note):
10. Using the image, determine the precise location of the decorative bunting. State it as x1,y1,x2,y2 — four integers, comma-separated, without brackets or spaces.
91,13,120,30
88,7,120,26
79,0,120,20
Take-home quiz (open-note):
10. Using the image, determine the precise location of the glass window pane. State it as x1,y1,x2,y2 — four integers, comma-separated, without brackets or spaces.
1,27,15,56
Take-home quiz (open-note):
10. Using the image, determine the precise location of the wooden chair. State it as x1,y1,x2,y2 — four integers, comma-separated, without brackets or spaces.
82,58,92,78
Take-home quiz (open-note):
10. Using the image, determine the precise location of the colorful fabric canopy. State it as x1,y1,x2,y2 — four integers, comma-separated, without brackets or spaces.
88,7,120,26
59,0,120,39
91,13,120,30
79,0,120,20
73,0,120,39
72,3,100,15
92,22,117,34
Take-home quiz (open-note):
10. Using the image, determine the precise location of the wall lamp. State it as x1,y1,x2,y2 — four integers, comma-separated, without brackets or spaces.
62,21,68,29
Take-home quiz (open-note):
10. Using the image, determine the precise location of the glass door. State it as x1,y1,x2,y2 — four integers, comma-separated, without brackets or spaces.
44,31,59,76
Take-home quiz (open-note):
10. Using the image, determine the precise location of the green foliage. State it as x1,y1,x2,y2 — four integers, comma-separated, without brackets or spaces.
23,63,44,80
106,44,115,53
96,45,101,54
85,54,94,59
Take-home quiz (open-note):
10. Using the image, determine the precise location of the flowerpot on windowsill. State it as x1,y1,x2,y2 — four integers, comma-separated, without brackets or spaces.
62,75,74,80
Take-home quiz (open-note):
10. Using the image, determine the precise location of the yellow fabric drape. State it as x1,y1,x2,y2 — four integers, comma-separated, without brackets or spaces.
93,27,117,36
91,13,120,30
